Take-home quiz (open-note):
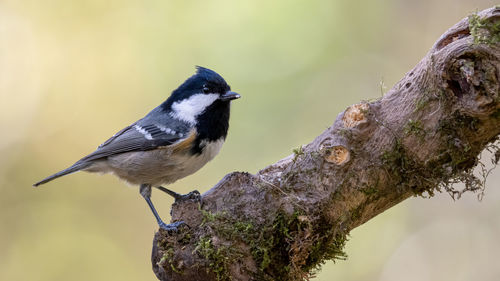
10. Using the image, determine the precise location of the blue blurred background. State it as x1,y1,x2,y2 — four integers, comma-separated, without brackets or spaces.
1,0,499,280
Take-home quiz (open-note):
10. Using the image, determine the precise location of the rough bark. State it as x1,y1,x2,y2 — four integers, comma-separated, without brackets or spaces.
151,7,500,281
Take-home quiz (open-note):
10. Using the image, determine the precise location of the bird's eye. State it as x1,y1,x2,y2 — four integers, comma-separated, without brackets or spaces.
202,85,210,94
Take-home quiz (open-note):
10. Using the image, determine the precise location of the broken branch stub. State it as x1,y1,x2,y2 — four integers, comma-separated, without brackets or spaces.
342,103,370,128
323,145,350,165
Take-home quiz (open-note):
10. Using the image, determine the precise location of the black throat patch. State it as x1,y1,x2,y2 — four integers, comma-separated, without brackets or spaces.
191,100,230,155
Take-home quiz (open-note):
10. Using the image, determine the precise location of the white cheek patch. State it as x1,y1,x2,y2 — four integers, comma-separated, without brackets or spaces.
170,93,219,124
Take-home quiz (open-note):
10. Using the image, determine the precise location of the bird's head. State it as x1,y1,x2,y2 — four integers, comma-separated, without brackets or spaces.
162,66,240,125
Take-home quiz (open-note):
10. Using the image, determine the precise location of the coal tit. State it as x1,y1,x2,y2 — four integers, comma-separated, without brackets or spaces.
34,66,240,230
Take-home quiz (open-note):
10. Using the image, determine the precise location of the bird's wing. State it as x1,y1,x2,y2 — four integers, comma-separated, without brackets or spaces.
78,121,192,163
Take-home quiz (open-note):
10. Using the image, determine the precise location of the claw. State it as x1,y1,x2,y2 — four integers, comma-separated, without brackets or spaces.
156,186,202,203
159,221,188,233
176,190,201,203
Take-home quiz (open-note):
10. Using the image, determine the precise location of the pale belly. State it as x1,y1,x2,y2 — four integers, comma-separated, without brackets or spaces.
89,139,225,186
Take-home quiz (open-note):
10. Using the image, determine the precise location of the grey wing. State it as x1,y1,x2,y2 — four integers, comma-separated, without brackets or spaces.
79,122,188,163
96,123,135,149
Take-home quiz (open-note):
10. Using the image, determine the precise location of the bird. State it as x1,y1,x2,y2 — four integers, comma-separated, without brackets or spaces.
34,66,241,231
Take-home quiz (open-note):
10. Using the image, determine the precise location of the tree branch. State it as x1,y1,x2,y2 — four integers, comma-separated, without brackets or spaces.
151,7,500,281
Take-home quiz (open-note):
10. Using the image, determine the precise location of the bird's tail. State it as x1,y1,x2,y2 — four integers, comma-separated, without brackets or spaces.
33,162,90,187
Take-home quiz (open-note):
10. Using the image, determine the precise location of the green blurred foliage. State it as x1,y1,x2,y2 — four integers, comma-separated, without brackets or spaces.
1,0,499,280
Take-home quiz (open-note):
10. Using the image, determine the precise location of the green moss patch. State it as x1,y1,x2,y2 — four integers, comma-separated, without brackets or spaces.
469,12,500,45
381,108,499,200
194,237,235,281
196,208,348,281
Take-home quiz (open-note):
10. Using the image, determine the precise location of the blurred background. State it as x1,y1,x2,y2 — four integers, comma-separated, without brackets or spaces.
1,0,499,280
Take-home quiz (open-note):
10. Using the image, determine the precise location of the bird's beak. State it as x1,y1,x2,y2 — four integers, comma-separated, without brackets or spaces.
220,91,241,101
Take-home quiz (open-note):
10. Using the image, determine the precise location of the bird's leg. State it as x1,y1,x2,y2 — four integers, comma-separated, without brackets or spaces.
139,184,185,231
156,186,201,203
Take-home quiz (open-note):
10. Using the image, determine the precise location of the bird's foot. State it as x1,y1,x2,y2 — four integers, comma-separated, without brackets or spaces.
156,186,201,203
158,221,188,233
174,190,201,203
